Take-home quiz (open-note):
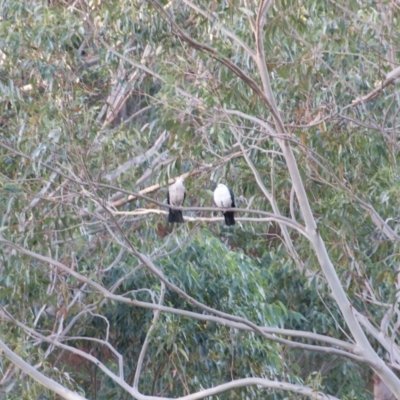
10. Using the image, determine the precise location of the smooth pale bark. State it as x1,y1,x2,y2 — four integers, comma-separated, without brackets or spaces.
0,334,341,400
0,338,87,400
251,2,400,397
0,236,364,361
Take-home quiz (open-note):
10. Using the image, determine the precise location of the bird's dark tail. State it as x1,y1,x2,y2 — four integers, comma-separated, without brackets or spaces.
168,209,184,223
223,212,235,226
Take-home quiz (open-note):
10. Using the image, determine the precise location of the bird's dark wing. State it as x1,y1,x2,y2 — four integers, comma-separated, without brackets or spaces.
167,191,170,205
229,188,235,207
183,189,186,205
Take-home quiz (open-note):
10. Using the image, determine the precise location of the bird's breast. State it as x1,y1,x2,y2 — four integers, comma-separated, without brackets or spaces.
214,190,232,208
169,190,185,206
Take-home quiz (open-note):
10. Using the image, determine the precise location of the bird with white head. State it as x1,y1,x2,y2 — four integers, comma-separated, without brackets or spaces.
167,177,186,223
213,183,235,226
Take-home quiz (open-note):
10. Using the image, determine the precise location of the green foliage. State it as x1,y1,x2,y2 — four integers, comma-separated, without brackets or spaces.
1,0,400,398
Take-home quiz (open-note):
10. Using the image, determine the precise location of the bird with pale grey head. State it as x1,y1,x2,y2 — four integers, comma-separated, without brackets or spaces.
167,177,186,223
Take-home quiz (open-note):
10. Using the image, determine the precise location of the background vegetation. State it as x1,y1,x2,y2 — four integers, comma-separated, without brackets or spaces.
1,0,400,399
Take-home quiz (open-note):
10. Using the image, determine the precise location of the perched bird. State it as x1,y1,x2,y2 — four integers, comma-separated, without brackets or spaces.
167,177,186,223
213,183,235,226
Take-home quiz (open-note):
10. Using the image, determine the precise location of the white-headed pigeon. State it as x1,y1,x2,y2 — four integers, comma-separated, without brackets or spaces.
213,183,235,226
167,177,186,223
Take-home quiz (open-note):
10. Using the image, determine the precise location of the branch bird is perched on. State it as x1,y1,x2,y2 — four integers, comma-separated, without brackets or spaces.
167,177,186,223
213,183,235,226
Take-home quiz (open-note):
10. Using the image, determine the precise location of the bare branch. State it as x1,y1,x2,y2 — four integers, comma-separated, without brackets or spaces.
227,122,305,271
355,311,400,367
1,310,345,400
112,205,306,237
155,377,342,400
0,236,365,364
148,0,280,121
254,0,285,130
351,66,400,107
134,282,165,389
181,0,256,57
104,130,168,181
222,110,400,241
0,338,87,400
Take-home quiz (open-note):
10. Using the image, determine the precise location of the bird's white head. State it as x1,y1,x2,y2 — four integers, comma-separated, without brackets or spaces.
175,177,184,185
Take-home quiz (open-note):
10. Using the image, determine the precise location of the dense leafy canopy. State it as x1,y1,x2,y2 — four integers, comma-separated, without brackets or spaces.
1,0,400,399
